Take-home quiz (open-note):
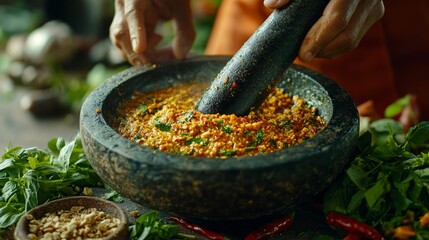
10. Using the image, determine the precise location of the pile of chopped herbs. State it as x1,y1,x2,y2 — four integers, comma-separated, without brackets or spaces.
323,120,429,239
0,134,102,231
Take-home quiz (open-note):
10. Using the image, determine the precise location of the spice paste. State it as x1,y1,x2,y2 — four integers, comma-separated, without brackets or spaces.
114,82,326,158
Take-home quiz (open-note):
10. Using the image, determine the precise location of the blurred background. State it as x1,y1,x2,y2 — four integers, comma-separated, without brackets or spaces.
0,0,220,148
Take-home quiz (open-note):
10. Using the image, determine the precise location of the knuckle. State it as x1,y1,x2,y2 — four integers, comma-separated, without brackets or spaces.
109,24,126,41
329,13,349,31
337,31,360,51
124,6,138,19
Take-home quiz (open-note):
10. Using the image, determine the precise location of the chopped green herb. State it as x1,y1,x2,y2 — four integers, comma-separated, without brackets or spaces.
219,149,236,156
138,104,148,116
222,125,233,133
256,130,264,144
281,120,291,130
217,120,224,125
269,139,277,147
185,138,208,146
244,146,257,151
154,121,172,132
179,111,194,123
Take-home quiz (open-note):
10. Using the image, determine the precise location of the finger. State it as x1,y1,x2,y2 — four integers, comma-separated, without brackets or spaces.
124,0,147,53
317,0,384,59
264,0,291,9
109,0,127,49
298,0,361,62
114,25,150,66
171,0,195,59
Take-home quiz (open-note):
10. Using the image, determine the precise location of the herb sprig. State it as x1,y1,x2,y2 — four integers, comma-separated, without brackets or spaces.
128,211,195,240
0,134,102,229
323,120,429,236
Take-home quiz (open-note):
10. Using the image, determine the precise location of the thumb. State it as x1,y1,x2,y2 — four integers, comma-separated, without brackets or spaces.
172,0,195,59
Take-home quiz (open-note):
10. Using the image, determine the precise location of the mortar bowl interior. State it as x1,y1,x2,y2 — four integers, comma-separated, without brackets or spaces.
79,56,359,221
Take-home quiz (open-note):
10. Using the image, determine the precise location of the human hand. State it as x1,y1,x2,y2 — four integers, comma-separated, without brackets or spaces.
264,0,385,62
109,0,195,66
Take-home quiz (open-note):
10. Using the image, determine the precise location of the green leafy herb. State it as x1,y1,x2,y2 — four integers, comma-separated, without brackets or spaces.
154,120,172,132
384,94,411,118
185,138,208,146
102,185,124,203
323,120,429,232
0,134,102,229
179,111,194,123
128,211,193,240
221,125,232,134
134,134,141,140
218,149,236,157
244,146,257,151
138,104,148,116
256,130,264,144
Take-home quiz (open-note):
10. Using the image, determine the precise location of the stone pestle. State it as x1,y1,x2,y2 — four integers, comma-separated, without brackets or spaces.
196,0,329,116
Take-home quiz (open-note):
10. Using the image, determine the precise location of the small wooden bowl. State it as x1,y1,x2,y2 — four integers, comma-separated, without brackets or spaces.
14,196,128,240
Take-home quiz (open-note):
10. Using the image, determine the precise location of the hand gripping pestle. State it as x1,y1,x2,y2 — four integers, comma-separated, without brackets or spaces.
196,0,329,116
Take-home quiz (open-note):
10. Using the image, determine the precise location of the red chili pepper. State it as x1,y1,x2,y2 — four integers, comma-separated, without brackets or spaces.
342,232,363,240
326,212,385,240
169,216,227,240
244,214,294,240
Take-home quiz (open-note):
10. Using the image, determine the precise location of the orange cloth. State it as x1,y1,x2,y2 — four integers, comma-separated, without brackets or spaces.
205,0,429,120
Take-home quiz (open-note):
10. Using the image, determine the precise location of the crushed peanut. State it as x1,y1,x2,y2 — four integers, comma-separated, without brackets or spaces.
115,82,326,158
26,206,121,240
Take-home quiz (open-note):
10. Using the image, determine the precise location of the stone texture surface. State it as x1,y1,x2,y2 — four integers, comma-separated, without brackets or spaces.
79,57,359,221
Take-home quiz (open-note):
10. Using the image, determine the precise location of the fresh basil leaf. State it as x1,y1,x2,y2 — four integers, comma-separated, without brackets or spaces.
129,211,182,240
103,186,124,203
55,140,75,172
0,158,14,171
406,121,429,150
369,119,403,147
365,172,391,208
384,94,410,118
2,181,17,201
347,190,365,213
389,188,412,215
346,164,369,190
0,202,24,229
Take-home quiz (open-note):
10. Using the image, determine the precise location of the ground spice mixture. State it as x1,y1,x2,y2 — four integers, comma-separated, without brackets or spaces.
114,82,326,158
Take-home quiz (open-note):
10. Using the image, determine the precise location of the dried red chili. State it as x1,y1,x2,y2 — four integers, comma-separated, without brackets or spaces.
326,212,385,240
244,214,294,240
169,217,227,240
